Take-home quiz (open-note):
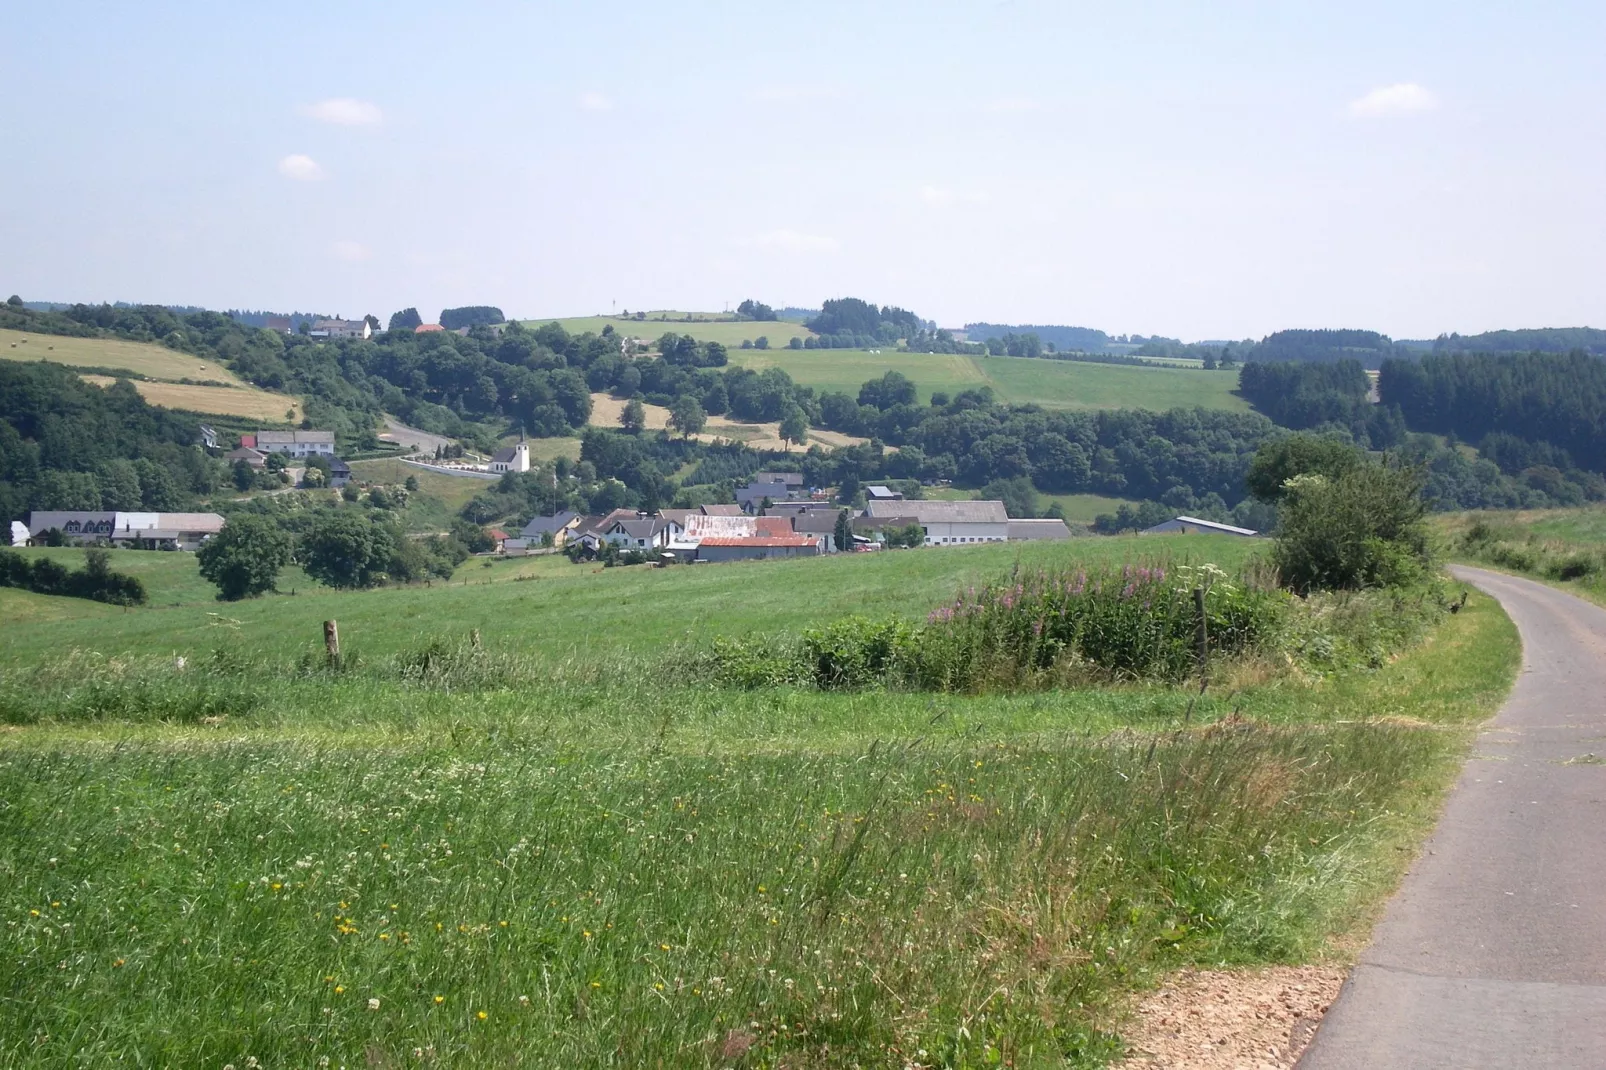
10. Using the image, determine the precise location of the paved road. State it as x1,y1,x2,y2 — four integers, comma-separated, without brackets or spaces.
378,416,454,455
1300,566,1606,1068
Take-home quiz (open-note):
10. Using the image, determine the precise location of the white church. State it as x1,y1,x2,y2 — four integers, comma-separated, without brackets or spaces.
488,433,530,474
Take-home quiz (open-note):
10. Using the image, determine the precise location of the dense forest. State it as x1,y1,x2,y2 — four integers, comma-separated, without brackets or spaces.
1245,329,1405,368
1430,327,1606,355
0,361,224,520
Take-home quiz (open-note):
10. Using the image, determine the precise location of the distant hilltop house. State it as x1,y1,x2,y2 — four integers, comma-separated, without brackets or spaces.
864,499,1009,546
25,511,226,551
488,435,530,474
1141,515,1261,538
309,318,373,340
254,430,336,458
415,323,445,334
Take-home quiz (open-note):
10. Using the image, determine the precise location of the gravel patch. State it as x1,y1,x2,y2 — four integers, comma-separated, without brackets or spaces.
1116,965,1344,1069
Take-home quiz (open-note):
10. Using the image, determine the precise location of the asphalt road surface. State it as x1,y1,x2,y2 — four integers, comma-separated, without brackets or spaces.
1300,566,1606,1069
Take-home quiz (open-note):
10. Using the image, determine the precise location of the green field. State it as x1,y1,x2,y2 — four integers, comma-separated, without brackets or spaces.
526,313,814,349
0,541,1520,1066
731,348,1250,412
928,487,1136,524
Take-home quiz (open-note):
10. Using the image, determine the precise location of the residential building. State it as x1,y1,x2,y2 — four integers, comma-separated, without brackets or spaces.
865,484,904,502
604,517,668,550
197,424,219,449
309,318,372,340
263,316,294,334
754,472,806,493
736,481,795,510
699,503,744,517
10,520,28,547
488,435,530,474
255,430,336,458
521,511,580,547
1008,519,1073,541
25,511,226,551
863,499,1009,546
225,446,267,469
328,459,352,487
790,511,848,552
1140,516,1261,537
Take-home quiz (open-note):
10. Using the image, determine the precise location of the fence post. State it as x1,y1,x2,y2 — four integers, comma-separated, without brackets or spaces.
1193,587,1208,677
324,619,340,669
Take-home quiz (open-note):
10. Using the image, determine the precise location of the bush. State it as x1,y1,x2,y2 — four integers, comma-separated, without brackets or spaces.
800,617,917,689
0,548,147,606
1272,462,1430,592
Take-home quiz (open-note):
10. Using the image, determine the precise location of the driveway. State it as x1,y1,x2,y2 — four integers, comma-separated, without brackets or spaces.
1299,566,1606,1068
378,416,454,455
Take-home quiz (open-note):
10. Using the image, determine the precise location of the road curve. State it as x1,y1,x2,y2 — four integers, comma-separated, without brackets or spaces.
1300,566,1606,1068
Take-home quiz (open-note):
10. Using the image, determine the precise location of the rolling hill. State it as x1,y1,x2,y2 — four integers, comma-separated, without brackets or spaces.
729,347,1249,412
1,327,302,421
525,312,813,349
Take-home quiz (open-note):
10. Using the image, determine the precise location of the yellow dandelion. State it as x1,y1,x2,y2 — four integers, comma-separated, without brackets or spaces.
51,901,61,908
653,982,664,991
113,958,125,967
476,1010,487,1021
499,920,508,928
334,985,345,995
271,883,282,892
324,975,335,983
590,982,601,989
659,943,671,951
339,901,349,910
379,932,391,941
29,909,40,917
434,995,445,1005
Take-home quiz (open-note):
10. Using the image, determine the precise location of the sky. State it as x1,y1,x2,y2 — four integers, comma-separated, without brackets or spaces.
2,0,1602,340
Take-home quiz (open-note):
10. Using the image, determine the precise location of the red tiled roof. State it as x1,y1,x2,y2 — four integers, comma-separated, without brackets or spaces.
240,434,256,448
698,536,818,548
755,516,792,536
488,528,509,540
415,324,445,333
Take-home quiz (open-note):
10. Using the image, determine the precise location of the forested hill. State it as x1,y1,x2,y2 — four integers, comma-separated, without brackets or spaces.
1430,327,1606,355
1247,329,1404,368
963,323,1114,353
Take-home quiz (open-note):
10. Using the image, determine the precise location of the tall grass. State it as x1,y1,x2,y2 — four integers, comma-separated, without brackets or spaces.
0,721,1454,1068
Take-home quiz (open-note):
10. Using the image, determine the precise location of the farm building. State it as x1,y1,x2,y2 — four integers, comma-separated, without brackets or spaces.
864,499,1009,546
1007,519,1073,541
309,318,372,340
865,485,904,502
695,535,822,563
225,446,267,469
255,430,336,458
1140,516,1260,537
25,511,226,550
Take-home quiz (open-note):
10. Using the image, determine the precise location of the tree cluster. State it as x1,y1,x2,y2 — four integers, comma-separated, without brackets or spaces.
439,306,505,330
735,299,777,321
0,547,147,605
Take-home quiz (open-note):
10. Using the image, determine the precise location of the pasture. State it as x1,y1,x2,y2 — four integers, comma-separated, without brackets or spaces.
730,348,1251,413
526,313,814,349
0,538,1520,1067
586,393,865,450
927,487,1136,524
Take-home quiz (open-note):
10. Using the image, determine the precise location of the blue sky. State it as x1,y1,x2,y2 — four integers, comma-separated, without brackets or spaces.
2,1,1602,339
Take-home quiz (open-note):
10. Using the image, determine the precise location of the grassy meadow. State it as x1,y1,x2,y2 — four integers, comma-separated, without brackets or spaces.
1440,505,1606,606
729,348,1250,413
0,538,1520,1067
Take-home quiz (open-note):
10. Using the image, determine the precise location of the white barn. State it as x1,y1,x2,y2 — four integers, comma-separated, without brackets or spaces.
864,499,1009,546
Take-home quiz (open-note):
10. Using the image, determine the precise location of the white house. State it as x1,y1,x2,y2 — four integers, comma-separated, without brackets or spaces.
10,520,28,547
309,318,373,340
255,430,336,458
1141,515,1260,537
864,499,1009,546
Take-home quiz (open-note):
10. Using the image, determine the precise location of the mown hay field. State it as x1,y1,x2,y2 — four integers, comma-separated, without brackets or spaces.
80,375,302,422
0,327,246,383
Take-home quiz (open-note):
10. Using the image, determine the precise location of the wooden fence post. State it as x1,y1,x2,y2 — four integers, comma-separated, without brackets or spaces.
1193,587,1208,677
324,619,340,669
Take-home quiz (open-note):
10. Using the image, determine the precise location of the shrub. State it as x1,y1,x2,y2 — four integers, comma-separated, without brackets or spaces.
914,562,1285,689
0,548,147,606
800,617,917,689
1272,462,1430,592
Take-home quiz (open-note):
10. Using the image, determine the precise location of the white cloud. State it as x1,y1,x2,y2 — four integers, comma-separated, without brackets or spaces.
1348,83,1439,118
750,229,840,254
277,154,324,181
918,185,989,207
303,98,383,125
330,240,370,262
578,91,613,112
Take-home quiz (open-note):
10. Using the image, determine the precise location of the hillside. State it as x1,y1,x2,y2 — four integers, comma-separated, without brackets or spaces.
2,327,302,421
526,312,814,349
729,347,1250,412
